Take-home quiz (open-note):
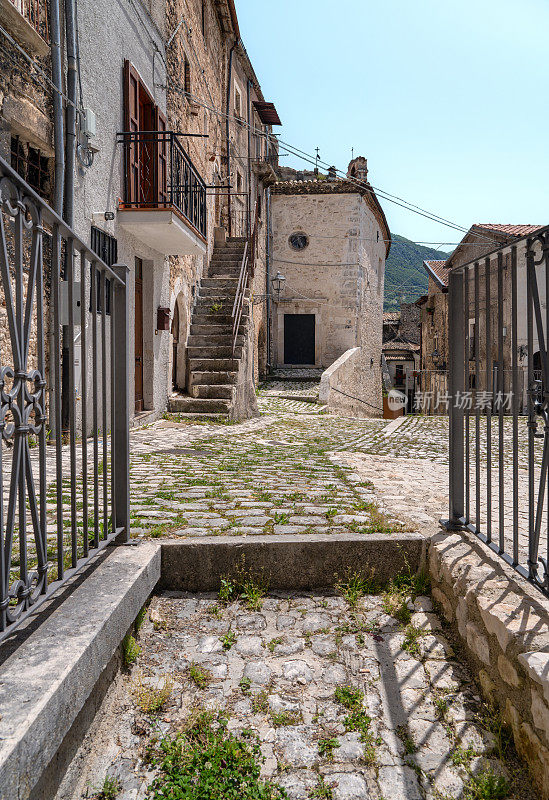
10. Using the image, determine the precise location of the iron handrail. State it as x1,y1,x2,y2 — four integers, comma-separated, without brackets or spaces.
231,198,259,354
0,154,130,642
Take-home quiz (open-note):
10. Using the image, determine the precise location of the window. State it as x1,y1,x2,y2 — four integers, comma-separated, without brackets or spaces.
289,232,309,251
234,86,241,119
184,55,191,98
236,171,243,194
11,136,51,197
90,227,117,314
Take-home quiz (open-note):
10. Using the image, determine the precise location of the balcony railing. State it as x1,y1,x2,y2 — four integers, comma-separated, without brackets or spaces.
9,0,49,39
117,130,207,239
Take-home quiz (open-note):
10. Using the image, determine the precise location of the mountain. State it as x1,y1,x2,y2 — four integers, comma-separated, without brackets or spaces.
384,234,451,310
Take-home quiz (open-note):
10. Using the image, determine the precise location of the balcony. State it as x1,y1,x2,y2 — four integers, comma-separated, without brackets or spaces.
2,0,50,56
117,131,207,257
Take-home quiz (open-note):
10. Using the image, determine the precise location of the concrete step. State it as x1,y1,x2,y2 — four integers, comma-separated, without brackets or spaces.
187,333,244,347
188,370,237,386
187,345,243,359
167,395,231,414
190,384,235,400
189,357,241,371
164,412,229,421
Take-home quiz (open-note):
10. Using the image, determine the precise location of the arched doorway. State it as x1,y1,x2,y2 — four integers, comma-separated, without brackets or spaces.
171,291,188,390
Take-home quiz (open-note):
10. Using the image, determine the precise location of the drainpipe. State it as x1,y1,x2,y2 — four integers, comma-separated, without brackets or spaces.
225,40,236,237
266,186,271,371
62,0,78,434
50,0,64,215
48,0,65,438
64,0,77,227
246,79,252,239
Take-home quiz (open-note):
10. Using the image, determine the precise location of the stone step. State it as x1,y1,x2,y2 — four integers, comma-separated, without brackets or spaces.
190,384,235,400
187,333,244,347
208,266,242,278
198,286,250,299
190,323,232,335
192,313,249,326
187,345,243,359
167,395,231,414
188,370,237,386
188,357,241,371
201,278,239,289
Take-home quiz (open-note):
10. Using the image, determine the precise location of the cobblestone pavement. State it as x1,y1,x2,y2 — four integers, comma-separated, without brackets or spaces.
70,591,533,800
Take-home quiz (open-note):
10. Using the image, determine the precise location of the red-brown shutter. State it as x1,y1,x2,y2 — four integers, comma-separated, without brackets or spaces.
155,107,168,206
123,60,140,206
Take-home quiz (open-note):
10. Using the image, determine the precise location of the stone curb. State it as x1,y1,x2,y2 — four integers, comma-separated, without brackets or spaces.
0,543,161,800
429,529,549,798
159,532,426,591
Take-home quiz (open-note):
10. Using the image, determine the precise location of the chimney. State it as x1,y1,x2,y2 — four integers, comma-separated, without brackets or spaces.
327,165,337,179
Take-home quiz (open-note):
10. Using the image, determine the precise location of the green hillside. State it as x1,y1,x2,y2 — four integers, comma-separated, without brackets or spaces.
384,234,451,310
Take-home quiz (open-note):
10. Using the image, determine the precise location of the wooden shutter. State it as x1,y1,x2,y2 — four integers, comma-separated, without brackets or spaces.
155,107,168,206
123,60,140,206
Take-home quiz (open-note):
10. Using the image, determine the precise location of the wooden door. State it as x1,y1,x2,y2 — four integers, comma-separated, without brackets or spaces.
171,300,179,387
135,258,144,412
284,314,315,365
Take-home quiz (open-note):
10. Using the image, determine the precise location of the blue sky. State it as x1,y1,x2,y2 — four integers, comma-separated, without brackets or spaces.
237,0,549,248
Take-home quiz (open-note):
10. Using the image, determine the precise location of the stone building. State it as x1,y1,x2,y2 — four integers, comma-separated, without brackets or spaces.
166,1,280,411
418,225,546,413
381,302,420,410
271,157,391,417
1,0,280,425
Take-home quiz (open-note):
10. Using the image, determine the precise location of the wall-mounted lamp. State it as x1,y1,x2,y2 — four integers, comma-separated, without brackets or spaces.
271,271,286,300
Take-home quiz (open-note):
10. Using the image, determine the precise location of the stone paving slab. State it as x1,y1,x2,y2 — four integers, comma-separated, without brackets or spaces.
64,591,535,800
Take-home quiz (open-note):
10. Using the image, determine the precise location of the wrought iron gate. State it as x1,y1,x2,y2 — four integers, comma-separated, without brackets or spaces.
0,155,129,642
446,225,549,596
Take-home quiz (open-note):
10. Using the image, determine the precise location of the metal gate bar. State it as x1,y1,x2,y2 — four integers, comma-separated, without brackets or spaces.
0,154,130,642
445,226,549,596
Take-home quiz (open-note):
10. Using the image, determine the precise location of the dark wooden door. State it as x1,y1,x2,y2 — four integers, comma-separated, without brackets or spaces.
284,314,315,365
134,258,144,412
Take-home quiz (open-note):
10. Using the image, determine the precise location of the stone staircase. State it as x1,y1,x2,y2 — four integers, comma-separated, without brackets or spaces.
168,237,252,418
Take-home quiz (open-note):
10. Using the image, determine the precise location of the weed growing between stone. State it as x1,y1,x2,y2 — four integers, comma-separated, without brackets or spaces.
309,776,333,799
218,564,269,611
91,774,121,799
121,634,140,668
131,674,173,714
146,712,287,800
188,662,212,689
464,768,510,800
335,569,378,607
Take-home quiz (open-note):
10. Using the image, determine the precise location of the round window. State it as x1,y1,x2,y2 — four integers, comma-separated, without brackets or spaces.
288,232,309,251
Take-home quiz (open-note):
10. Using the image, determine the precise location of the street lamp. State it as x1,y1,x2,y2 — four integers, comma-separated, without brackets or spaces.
271,271,286,300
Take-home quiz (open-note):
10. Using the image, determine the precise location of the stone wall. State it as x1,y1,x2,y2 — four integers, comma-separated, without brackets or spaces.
429,530,549,798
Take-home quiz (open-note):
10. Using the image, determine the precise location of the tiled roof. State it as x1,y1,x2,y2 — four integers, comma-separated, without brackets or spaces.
475,224,545,237
383,311,400,322
383,338,420,352
424,259,450,288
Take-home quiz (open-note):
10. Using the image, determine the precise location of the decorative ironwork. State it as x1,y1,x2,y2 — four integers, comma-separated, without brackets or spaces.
117,130,207,239
0,155,129,643
445,225,549,597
